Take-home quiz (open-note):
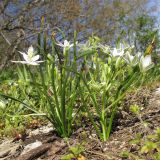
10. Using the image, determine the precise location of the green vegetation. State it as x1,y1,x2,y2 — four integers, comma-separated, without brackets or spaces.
0,31,159,141
61,143,85,160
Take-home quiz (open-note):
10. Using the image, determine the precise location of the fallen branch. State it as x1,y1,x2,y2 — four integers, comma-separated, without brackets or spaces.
17,144,52,160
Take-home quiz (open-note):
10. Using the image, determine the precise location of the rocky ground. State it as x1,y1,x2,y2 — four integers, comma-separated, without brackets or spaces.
0,85,160,160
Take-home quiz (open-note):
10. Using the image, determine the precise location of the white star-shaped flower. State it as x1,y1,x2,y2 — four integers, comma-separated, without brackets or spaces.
140,55,153,71
111,48,124,57
12,46,44,65
57,40,74,49
124,51,137,66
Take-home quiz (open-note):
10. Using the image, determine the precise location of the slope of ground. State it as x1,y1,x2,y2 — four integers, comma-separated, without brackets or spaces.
0,85,160,160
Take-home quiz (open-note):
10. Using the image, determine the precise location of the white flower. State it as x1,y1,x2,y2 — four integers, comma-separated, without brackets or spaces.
12,46,44,65
140,55,153,71
127,54,134,63
110,43,134,57
57,40,74,49
124,51,137,66
111,48,124,57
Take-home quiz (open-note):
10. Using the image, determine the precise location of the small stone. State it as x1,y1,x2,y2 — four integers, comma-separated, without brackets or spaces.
21,141,42,155
0,140,20,159
29,125,53,136
0,150,11,158
155,87,160,95
29,129,39,136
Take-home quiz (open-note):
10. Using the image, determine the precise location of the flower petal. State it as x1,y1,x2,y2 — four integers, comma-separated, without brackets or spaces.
111,48,123,57
64,40,69,47
142,55,152,69
56,42,64,47
28,62,40,65
112,48,118,57
31,55,40,62
27,45,35,57
22,53,29,62
36,61,44,63
11,60,41,65
125,52,134,63
11,61,29,64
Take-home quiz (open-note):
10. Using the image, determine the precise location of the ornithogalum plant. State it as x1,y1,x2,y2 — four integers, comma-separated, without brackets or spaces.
76,41,154,141
11,33,81,138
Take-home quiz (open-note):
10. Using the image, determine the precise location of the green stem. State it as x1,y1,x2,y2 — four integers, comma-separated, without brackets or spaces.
51,64,61,119
106,72,139,139
101,89,107,141
101,111,107,141
80,90,102,139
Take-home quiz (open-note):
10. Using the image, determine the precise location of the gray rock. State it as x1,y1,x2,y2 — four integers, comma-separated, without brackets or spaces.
0,149,11,158
0,139,20,159
155,87,160,95
21,140,42,155
29,123,53,136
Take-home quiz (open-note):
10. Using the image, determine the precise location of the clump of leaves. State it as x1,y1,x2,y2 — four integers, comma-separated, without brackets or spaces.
61,144,86,160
